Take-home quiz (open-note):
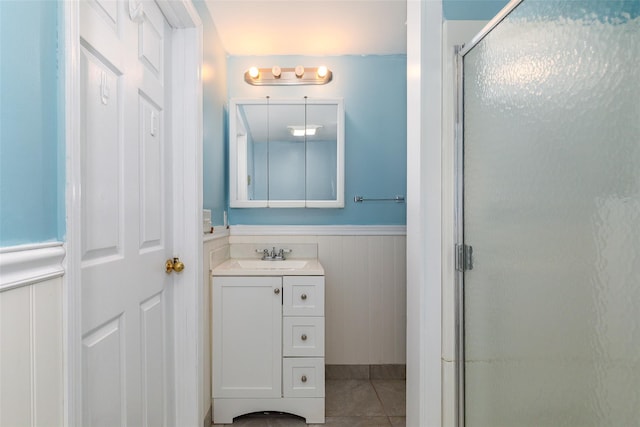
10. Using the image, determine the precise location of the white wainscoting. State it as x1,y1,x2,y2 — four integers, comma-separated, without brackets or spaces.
228,226,407,365
203,233,230,419
0,243,65,427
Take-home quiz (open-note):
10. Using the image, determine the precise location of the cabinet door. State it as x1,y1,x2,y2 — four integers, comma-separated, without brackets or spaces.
213,276,282,398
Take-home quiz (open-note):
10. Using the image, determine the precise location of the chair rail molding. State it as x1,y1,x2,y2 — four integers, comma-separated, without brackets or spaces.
0,242,65,292
230,225,407,236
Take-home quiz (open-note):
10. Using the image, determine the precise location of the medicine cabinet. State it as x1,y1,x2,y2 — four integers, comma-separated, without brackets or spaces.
229,98,344,208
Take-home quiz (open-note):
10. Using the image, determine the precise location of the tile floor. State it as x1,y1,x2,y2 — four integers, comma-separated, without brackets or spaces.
213,379,406,427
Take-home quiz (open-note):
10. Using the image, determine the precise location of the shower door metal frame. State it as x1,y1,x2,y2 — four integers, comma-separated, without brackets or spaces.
453,1,525,426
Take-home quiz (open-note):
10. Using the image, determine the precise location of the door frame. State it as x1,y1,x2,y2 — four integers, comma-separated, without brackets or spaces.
452,2,526,426
63,1,204,425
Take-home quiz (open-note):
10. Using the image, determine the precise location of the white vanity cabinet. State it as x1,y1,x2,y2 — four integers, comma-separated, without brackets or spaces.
212,274,325,424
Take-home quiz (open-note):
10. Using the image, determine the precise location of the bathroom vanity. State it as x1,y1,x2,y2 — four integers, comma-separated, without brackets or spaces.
211,255,325,424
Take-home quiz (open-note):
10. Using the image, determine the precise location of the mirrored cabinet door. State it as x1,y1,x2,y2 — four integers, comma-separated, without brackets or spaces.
267,103,306,202
229,98,344,208
305,103,338,203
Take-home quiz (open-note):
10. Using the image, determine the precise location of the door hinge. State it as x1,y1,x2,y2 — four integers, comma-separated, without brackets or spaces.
455,244,473,272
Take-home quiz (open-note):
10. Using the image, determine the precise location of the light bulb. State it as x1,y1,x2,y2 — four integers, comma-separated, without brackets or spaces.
317,65,328,78
295,65,305,78
248,67,259,79
271,65,281,78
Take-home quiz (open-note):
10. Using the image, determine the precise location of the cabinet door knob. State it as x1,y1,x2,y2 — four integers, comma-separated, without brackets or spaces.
301,375,307,383
274,288,280,295
300,293,307,300
301,334,307,341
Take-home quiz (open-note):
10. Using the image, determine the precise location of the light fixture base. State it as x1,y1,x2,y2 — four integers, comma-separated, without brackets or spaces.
244,66,332,86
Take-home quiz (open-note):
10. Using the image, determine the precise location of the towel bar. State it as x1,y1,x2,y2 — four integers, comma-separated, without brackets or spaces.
354,195,405,203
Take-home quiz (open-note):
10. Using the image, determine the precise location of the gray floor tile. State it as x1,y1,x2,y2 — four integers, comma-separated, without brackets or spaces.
310,416,392,426
370,365,406,380
389,416,406,427
372,380,406,417
326,380,386,417
326,365,370,380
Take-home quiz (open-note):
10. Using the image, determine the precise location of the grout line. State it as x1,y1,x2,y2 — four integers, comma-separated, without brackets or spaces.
370,379,389,417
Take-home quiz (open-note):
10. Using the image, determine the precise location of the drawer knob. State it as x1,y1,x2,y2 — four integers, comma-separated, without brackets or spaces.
301,334,307,341
274,288,280,295
301,375,307,383
301,293,307,300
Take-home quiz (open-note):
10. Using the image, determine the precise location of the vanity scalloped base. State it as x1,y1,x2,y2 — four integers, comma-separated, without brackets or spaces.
212,397,325,424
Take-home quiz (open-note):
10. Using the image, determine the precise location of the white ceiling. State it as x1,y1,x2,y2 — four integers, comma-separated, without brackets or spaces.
202,0,407,56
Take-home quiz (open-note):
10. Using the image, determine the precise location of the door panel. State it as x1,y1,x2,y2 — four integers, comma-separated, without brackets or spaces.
80,46,122,262
139,95,164,250
79,1,172,425
460,1,640,425
92,0,119,29
140,293,165,427
82,317,125,427
139,3,163,76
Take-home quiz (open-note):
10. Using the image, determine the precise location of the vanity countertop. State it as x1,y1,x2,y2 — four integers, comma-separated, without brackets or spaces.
212,258,324,276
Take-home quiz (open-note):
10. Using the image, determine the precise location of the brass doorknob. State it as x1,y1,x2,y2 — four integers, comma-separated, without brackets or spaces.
165,257,185,273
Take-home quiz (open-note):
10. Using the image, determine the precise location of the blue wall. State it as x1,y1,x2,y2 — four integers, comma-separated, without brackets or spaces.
444,0,509,20
0,0,512,245
194,1,228,226
227,55,407,226
0,0,62,246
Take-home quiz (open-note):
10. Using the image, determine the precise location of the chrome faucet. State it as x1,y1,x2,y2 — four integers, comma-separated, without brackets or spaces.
259,247,291,260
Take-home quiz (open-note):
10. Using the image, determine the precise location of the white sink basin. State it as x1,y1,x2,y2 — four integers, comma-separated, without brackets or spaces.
236,259,308,269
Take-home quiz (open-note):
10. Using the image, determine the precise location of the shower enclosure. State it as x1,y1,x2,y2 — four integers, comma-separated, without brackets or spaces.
456,0,639,425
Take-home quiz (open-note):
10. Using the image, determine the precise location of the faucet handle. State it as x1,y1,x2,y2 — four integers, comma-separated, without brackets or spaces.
278,248,292,260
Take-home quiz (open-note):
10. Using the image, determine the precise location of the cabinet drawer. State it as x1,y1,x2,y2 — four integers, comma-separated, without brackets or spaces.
283,317,324,357
283,357,325,398
283,276,324,316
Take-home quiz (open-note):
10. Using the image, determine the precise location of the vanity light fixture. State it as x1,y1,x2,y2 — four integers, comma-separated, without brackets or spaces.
244,66,333,86
287,125,322,137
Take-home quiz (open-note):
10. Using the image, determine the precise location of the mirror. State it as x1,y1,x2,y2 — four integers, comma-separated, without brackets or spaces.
229,98,344,208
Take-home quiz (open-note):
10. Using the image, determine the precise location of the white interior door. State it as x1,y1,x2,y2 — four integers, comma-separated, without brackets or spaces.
79,1,174,425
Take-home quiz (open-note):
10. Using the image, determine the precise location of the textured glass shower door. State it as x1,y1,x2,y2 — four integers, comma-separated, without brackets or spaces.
460,1,640,426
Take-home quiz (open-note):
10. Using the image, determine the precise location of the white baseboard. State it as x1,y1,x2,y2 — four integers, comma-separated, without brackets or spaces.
0,242,65,292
